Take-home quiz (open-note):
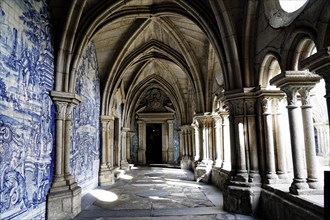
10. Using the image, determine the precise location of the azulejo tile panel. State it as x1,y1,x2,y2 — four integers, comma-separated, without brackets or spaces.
71,42,100,194
0,0,54,219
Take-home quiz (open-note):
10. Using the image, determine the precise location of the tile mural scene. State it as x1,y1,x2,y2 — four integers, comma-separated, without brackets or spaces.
0,0,54,219
71,42,101,195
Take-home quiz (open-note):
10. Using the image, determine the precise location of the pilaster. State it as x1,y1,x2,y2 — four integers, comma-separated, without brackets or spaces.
120,127,130,170
180,125,193,169
47,91,82,220
167,120,174,163
98,115,115,186
193,113,214,183
222,89,261,216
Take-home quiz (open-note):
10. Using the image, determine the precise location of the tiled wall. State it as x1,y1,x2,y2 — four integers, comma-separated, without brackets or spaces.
0,1,54,219
71,42,100,195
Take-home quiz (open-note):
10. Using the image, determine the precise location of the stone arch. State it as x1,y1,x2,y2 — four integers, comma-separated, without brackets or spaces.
209,0,242,90
281,28,317,71
259,53,281,86
55,0,226,95
102,40,196,117
124,74,186,130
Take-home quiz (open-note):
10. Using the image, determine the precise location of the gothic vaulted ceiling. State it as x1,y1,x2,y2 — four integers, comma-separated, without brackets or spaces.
49,0,250,123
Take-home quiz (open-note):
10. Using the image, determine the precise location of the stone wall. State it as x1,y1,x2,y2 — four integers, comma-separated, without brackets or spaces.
260,186,323,220
0,0,54,219
71,42,100,195
211,168,229,191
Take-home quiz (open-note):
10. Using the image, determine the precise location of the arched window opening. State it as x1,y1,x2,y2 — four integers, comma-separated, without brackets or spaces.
259,54,281,88
279,0,309,13
294,38,316,70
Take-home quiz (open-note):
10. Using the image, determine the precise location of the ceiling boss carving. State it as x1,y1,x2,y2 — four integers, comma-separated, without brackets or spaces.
139,88,172,112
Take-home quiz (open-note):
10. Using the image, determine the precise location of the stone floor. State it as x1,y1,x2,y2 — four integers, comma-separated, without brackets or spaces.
74,166,257,220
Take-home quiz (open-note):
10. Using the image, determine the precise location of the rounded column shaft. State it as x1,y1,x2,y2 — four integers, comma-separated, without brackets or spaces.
262,98,277,182
299,88,321,189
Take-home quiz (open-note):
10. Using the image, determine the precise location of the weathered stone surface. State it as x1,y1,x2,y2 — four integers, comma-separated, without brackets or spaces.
223,181,261,216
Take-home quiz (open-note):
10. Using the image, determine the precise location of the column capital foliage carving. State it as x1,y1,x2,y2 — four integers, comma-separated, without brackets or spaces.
274,97,286,114
282,86,298,106
261,97,272,114
244,98,256,115
54,101,67,120
298,87,312,106
65,103,75,120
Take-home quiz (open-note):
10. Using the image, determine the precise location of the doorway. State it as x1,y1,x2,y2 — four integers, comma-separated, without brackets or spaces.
146,124,162,164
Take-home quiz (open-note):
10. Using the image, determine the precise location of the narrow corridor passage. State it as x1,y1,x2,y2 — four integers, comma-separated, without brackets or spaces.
75,166,257,220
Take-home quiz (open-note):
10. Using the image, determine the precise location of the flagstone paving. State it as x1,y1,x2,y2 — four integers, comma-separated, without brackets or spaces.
74,166,257,220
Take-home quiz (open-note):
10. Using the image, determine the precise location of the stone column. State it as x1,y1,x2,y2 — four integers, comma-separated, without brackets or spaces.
99,116,114,185
121,127,130,170
220,113,231,170
48,91,82,220
224,101,237,175
213,115,222,167
207,116,214,162
180,125,191,169
301,46,330,217
193,114,214,182
299,88,322,189
187,127,193,159
192,121,201,161
223,92,261,215
53,101,67,186
261,97,278,183
167,120,174,163
270,71,321,194
286,87,309,193
231,99,248,182
274,97,289,180
126,130,132,162
137,121,146,164
108,118,115,168
245,98,260,182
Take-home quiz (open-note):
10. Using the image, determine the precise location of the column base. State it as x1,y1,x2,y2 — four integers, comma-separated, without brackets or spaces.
180,156,192,169
167,149,174,163
234,170,249,182
223,180,261,215
121,160,130,171
265,173,278,184
249,171,261,183
221,161,231,171
194,161,213,183
307,178,322,189
98,166,115,186
47,182,81,220
138,149,146,164
214,159,223,168
289,179,309,195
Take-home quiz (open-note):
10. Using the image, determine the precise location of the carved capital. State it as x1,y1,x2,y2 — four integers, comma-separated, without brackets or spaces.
65,103,75,120
298,88,312,106
282,86,298,106
261,97,272,114
54,102,67,120
245,99,256,115
274,97,286,114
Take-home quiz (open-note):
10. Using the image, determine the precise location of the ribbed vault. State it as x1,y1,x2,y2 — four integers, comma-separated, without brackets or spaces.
50,0,231,123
